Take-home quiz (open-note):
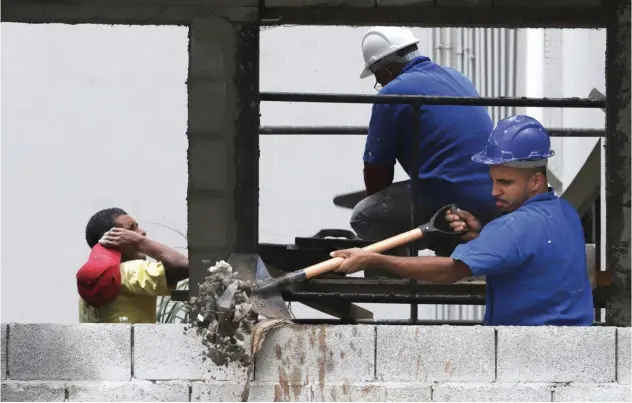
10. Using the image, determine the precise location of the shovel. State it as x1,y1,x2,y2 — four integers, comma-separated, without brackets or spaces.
230,203,464,320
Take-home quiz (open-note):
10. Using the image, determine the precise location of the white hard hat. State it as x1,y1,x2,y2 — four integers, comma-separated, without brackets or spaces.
359,26,421,79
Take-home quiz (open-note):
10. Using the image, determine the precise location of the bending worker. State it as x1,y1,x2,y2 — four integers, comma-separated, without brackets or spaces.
352,26,498,256
332,115,594,326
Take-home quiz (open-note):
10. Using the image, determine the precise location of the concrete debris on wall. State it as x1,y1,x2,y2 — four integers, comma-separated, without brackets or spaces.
0,324,630,402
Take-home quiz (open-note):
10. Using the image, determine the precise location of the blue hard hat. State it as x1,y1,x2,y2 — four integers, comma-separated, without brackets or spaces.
472,115,555,166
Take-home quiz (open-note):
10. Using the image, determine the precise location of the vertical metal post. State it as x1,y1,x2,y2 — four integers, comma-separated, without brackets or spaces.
234,22,260,255
409,101,422,323
604,0,631,326
594,198,602,322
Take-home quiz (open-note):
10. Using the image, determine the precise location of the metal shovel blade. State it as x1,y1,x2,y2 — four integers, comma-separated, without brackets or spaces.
227,253,292,320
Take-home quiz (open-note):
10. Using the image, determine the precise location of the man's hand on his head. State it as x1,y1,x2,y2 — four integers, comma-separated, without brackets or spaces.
445,208,481,241
99,227,145,250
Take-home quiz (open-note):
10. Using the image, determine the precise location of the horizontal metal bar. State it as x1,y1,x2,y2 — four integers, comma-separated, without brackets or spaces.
282,290,486,305
292,318,609,326
292,318,483,326
259,6,609,29
261,92,606,108
259,126,605,137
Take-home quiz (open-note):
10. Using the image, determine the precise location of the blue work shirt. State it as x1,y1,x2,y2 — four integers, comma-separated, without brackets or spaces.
451,191,594,326
364,56,497,221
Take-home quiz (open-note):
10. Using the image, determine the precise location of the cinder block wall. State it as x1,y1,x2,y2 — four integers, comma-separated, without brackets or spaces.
1,324,630,402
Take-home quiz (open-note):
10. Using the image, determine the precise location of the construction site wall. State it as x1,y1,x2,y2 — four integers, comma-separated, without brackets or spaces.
1,323,630,402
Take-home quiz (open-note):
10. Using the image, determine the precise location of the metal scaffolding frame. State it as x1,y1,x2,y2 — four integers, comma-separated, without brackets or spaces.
260,91,609,323
259,126,605,137
2,0,628,326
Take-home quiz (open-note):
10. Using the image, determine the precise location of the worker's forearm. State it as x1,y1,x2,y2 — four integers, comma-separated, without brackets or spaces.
137,238,189,282
365,254,470,284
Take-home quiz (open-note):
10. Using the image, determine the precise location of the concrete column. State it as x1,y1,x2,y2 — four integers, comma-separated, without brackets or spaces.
605,0,631,326
187,10,259,295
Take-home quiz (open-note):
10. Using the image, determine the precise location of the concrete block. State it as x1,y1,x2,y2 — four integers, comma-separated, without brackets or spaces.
381,383,432,402
497,326,616,383
191,382,281,402
187,80,235,133
189,17,236,78
133,324,249,382
255,325,375,384
186,198,229,249
617,327,631,384
376,326,494,382
433,383,553,402
8,324,131,381
265,0,375,6
310,383,386,402
1,324,6,380
192,382,432,402
0,381,66,402
67,381,189,402
553,383,631,402
188,138,227,191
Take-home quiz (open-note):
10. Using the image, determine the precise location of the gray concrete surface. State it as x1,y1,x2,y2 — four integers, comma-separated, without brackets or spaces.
191,382,265,402
133,324,248,382
433,383,553,402
8,324,131,381
1,324,6,380
618,327,631,384
553,383,631,402
1,323,631,402
376,325,495,382
67,381,190,402
186,14,250,295
496,326,616,383
1,381,66,402
255,324,375,384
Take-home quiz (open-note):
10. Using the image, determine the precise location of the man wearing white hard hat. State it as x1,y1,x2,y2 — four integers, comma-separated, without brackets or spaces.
351,26,498,257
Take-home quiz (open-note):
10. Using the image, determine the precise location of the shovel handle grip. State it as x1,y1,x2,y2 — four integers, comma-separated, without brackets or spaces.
303,228,424,279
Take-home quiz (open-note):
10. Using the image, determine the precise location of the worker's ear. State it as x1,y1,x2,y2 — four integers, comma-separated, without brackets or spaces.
531,171,546,192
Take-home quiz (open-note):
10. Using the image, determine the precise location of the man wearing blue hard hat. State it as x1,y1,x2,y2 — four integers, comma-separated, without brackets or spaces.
332,115,594,326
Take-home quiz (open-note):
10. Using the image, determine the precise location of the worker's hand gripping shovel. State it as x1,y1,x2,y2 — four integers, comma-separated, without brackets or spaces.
228,203,465,320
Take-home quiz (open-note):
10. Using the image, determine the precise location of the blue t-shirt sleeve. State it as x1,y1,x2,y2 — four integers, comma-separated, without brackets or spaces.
450,217,526,276
363,102,401,166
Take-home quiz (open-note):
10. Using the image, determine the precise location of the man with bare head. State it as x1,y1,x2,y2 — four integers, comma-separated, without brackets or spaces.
331,115,594,326
77,207,188,323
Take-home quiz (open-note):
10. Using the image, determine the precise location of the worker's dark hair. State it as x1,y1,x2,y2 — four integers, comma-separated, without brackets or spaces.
85,207,127,248
522,166,548,181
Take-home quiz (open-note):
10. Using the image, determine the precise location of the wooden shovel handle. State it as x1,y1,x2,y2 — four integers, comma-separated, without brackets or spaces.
303,228,424,280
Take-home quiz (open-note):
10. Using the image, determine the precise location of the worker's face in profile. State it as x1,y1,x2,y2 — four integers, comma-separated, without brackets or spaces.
373,68,394,89
372,63,404,90
114,214,147,260
489,165,545,212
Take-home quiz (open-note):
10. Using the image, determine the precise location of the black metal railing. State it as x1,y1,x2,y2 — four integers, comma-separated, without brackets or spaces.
259,126,605,137
260,91,607,323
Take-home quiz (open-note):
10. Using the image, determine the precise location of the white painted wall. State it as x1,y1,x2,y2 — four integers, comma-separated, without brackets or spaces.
1,23,189,323
520,28,606,273
1,24,606,324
